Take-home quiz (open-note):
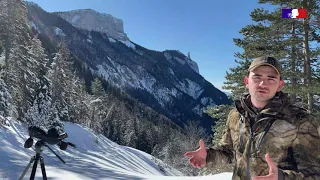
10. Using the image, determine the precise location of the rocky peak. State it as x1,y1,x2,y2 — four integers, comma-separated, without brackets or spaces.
56,9,129,41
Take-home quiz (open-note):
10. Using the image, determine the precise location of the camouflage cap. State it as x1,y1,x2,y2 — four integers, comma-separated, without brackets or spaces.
248,56,282,76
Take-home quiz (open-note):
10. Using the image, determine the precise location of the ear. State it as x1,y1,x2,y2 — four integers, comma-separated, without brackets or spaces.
244,77,249,88
277,80,285,92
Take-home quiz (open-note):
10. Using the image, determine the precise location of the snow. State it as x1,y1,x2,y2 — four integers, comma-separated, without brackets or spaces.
314,95,320,106
108,37,116,43
200,97,215,106
0,118,233,180
0,50,5,65
176,79,203,100
54,27,66,37
164,52,172,60
31,21,41,33
171,88,178,98
174,57,186,65
192,104,203,117
120,40,136,49
87,39,93,43
71,15,81,24
169,68,175,76
90,98,102,104
97,63,175,108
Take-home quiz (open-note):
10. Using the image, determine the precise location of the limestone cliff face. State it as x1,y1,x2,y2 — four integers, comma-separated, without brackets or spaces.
57,9,129,41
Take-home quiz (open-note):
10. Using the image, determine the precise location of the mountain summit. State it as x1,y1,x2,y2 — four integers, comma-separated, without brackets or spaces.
57,9,129,41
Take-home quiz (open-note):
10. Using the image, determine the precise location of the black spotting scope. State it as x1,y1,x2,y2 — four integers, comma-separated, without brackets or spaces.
24,126,76,150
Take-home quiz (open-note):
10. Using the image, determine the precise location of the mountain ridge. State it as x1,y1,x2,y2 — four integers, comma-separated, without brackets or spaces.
26,2,231,131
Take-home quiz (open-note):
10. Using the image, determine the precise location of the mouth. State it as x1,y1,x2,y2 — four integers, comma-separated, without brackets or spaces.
256,90,268,94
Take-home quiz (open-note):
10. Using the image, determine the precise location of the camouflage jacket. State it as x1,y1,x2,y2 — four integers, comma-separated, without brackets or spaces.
206,91,320,180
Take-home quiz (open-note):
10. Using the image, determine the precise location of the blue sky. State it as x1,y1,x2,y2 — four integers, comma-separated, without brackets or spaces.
28,0,276,92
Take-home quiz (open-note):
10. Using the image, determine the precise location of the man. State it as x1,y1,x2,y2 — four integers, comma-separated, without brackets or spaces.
184,56,320,180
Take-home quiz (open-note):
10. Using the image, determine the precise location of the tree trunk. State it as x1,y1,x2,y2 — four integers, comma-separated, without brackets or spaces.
303,18,312,112
290,21,297,103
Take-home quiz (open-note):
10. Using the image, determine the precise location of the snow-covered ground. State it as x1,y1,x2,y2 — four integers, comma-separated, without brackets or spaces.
0,118,232,180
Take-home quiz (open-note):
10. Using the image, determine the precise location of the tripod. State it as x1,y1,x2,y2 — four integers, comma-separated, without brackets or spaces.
19,140,66,180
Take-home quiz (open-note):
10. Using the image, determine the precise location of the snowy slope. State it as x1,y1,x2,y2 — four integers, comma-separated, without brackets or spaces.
0,118,232,180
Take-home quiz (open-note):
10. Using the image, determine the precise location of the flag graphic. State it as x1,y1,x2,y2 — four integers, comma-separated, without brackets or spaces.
282,9,307,18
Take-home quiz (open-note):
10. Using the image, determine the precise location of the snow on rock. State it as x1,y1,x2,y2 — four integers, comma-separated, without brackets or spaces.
31,21,41,33
87,39,93,43
192,104,204,116
120,40,136,49
54,27,66,36
174,57,186,65
97,58,203,107
71,14,80,23
0,51,5,66
176,79,203,100
164,52,172,60
97,61,178,108
169,68,175,76
200,97,216,106
108,37,116,43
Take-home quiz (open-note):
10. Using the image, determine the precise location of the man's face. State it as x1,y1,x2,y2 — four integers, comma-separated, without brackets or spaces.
244,65,284,103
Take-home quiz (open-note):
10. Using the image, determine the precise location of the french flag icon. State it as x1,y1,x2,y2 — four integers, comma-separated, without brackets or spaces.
282,9,307,18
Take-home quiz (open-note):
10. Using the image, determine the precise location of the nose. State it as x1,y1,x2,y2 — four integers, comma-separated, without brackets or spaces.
259,80,268,87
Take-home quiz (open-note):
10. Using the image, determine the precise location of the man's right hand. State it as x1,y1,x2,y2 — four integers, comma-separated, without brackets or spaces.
184,139,207,169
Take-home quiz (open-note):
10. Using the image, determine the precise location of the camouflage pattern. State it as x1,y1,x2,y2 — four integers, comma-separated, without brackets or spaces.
206,91,320,180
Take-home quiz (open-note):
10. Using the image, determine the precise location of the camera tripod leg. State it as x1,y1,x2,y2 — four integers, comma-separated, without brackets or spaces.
19,156,35,180
30,154,40,180
40,157,47,180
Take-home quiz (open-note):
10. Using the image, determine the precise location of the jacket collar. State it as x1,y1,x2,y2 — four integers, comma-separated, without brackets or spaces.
235,91,288,120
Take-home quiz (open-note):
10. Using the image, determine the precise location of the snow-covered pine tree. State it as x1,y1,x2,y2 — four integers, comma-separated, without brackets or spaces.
68,74,91,125
24,89,65,134
49,42,73,122
0,78,12,117
28,36,49,96
0,0,47,120
24,87,52,128
47,105,64,134
90,77,108,133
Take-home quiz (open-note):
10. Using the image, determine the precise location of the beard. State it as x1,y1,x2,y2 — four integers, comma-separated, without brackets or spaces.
253,88,272,102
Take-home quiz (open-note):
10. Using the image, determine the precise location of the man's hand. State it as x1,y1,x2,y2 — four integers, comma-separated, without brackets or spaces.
252,153,278,180
183,139,207,169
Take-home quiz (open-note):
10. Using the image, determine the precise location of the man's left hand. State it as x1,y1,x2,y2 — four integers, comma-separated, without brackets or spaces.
252,153,278,180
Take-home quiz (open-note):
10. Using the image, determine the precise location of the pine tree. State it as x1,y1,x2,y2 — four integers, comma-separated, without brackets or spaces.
91,77,105,97
24,88,52,128
89,77,107,133
0,0,31,81
0,78,12,117
49,42,73,121
68,75,91,125
204,105,234,145
0,0,49,120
